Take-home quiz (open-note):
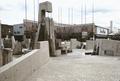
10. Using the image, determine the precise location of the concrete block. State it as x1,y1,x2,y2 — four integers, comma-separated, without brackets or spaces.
39,1,52,12
0,41,49,81
13,41,22,55
55,50,61,56
96,39,120,56
2,48,13,65
34,42,41,49
70,39,81,49
86,40,95,50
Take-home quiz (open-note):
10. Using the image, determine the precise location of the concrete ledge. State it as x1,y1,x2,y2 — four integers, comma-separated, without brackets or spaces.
0,41,49,81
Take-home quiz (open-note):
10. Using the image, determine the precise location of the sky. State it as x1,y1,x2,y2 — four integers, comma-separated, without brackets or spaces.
0,0,120,31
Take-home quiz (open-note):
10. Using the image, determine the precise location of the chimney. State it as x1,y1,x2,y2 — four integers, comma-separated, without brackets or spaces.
110,21,113,33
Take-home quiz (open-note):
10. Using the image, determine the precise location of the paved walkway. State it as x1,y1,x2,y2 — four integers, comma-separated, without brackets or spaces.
25,49,120,81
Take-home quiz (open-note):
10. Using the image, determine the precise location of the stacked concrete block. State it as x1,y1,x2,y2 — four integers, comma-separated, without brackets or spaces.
55,39,61,49
61,41,72,54
55,50,61,56
55,39,61,56
70,39,81,49
0,41,49,81
96,39,120,56
2,48,13,65
86,40,95,50
13,41,22,55
115,41,120,56
98,39,115,56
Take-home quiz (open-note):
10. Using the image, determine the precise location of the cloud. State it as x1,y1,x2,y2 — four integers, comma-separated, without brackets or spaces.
0,0,120,32
0,6,10,11
94,8,111,13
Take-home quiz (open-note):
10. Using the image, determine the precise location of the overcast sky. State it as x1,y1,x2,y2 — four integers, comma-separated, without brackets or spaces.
0,0,120,31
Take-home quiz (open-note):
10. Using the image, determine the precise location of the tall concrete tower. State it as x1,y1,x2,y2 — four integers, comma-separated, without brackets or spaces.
110,20,113,34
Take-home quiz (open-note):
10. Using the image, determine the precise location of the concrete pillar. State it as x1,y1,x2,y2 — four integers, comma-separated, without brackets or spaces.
110,21,113,34
2,48,12,65
0,20,2,66
35,2,57,56
13,41,22,55
11,36,16,50
46,18,56,56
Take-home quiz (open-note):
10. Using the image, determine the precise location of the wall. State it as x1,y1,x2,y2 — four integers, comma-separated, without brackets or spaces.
96,39,120,56
86,40,95,50
0,41,49,81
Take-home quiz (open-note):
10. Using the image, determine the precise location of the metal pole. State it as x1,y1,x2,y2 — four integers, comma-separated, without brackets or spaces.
25,0,27,20
71,8,73,25
84,0,86,24
81,1,83,24
58,8,59,24
33,0,35,22
92,0,94,24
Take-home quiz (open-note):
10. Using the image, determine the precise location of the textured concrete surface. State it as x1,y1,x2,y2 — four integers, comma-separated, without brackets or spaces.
25,49,120,81
0,41,49,81
70,39,81,49
95,39,120,56
86,40,95,50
